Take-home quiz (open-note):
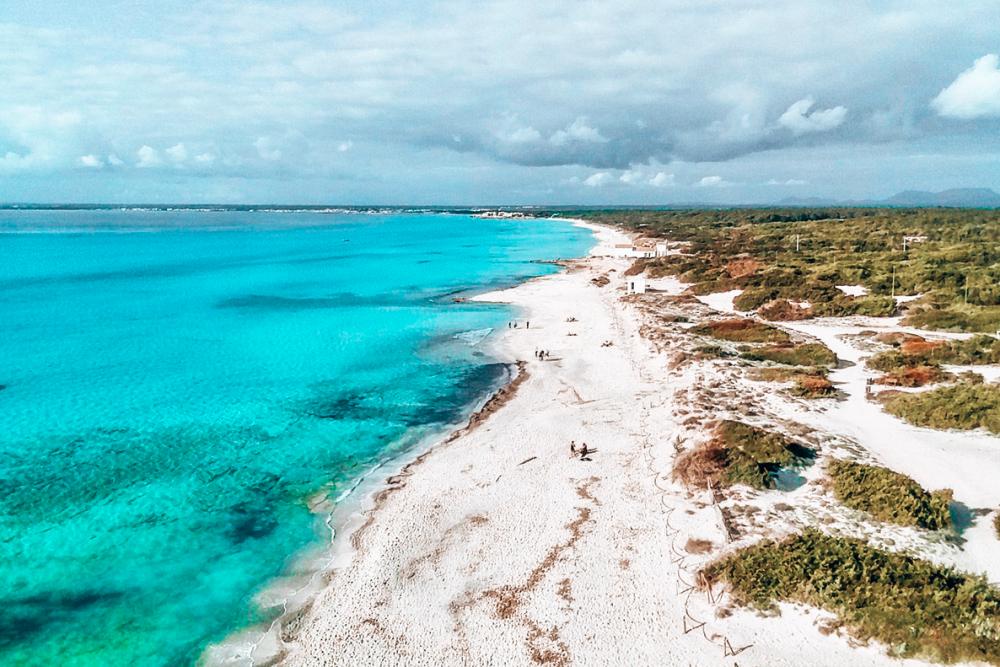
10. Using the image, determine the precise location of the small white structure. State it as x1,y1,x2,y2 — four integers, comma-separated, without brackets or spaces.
626,276,647,294
655,242,668,257
633,246,655,258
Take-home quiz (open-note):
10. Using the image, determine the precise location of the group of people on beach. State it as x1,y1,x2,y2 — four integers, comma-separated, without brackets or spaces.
534,349,550,360
507,320,530,328
569,440,592,461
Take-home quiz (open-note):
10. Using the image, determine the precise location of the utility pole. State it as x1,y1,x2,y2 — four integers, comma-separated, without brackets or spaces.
795,234,800,252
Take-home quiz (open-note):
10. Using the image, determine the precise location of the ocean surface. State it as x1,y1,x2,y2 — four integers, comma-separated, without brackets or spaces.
0,210,593,666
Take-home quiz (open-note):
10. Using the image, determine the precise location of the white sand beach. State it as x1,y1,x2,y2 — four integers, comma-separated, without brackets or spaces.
207,220,998,667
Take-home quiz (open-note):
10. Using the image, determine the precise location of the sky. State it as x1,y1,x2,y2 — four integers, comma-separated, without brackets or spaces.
2,0,1000,205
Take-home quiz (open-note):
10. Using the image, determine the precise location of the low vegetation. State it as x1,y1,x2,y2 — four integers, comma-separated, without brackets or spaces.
703,529,1000,665
748,366,836,398
994,513,1000,540
790,375,836,398
868,334,1000,371
904,302,1000,334
565,208,1000,333
689,318,790,343
740,342,837,367
692,344,732,359
827,459,952,530
673,420,814,490
874,365,951,387
756,298,813,321
880,383,1000,434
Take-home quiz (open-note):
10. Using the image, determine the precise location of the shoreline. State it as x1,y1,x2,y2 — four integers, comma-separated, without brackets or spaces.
203,217,609,666
204,215,1000,667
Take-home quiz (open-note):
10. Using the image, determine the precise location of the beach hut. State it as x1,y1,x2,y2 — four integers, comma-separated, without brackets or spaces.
655,242,668,257
626,276,647,294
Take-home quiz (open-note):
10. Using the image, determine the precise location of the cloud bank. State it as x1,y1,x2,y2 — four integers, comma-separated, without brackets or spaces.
0,1,999,202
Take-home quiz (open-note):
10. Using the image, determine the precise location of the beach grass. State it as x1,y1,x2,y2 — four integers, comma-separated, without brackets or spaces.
827,459,952,530
703,528,1000,665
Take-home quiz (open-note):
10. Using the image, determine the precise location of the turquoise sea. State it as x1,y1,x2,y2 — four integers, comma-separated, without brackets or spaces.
0,209,592,666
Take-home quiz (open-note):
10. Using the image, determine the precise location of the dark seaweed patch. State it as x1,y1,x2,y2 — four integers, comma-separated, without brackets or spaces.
0,590,124,649
225,502,278,544
398,362,509,427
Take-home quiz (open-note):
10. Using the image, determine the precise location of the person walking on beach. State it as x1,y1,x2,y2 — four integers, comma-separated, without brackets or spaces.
527,321,530,329
579,443,590,459
570,440,577,455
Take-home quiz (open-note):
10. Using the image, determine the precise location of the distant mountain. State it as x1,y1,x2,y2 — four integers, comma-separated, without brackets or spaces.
778,188,1000,208
775,196,841,207
882,188,1000,207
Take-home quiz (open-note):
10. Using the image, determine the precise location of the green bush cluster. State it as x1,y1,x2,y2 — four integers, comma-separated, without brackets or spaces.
869,334,1000,371
715,420,815,489
703,528,1000,664
827,459,952,530
740,342,837,367
565,207,1000,332
904,305,1000,333
881,383,1000,434
689,318,790,343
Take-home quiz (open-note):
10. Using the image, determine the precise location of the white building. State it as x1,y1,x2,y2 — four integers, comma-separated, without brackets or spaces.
655,242,668,257
626,275,647,294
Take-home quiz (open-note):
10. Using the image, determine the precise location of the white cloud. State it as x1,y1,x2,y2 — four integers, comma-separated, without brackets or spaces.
697,175,726,187
649,172,675,187
493,117,542,145
619,168,644,184
136,145,162,168
932,54,1000,119
584,171,613,187
107,154,124,166
778,98,847,135
194,152,216,164
550,117,607,146
79,154,103,168
767,178,807,185
337,140,353,152
166,142,188,162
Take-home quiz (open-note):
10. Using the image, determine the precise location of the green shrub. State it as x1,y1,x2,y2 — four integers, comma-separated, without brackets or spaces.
904,306,1000,333
994,513,1000,540
733,286,779,310
693,344,732,358
570,207,1000,332
828,459,952,530
813,295,897,317
869,334,1000,370
741,342,837,367
881,383,1000,434
703,529,1000,664
689,318,791,343
673,420,815,490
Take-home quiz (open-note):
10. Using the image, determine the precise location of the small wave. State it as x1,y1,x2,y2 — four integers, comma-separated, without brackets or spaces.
453,327,493,346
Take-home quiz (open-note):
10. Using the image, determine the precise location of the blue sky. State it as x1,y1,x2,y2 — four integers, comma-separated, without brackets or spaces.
2,0,1000,204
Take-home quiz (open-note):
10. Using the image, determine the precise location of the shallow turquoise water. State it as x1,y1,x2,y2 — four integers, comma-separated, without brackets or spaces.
0,210,592,666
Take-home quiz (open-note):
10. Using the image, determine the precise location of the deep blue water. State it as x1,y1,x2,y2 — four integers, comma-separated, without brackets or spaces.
0,210,592,666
